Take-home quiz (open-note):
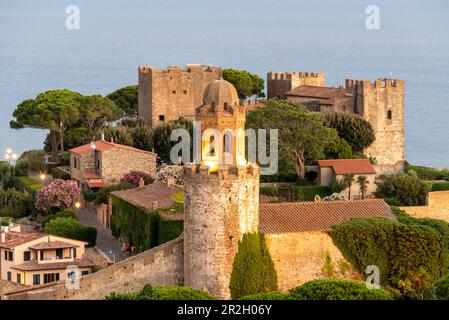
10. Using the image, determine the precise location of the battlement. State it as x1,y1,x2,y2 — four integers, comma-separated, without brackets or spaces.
268,71,324,80
139,64,221,75
345,78,404,89
184,163,259,181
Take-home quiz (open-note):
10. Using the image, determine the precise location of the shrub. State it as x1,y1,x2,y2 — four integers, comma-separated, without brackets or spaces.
329,178,348,194
259,186,278,197
83,190,98,202
229,233,278,299
51,167,71,180
406,165,449,181
155,165,183,185
260,172,298,183
278,185,331,202
329,213,449,299
44,216,96,246
14,159,30,177
434,274,449,300
105,285,215,300
431,182,449,192
375,175,431,206
240,291,290,300
42,209,78,228
35,179,80,214
120,170,154,187
0,189,27,217
289,279,392,300
13,176,43,198
95,183,134,205
0,162,13,188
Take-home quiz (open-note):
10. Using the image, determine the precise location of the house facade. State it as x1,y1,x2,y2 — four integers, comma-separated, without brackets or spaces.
317,158,377,199
69,138,157,190
0,226,93,286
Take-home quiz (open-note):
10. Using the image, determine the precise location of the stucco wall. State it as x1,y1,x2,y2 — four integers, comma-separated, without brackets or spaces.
4,236,184,300
265,232,358,291
400,191,449,222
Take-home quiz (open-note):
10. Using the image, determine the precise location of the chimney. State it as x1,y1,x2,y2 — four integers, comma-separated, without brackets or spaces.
166,177,175,188
138,177,145,187
0,232,6,243
110,137,114,143
152,201,158,210
101,133,105,141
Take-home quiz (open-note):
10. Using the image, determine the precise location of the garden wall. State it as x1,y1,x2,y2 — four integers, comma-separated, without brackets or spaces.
3,236,184,300
400,190,449,222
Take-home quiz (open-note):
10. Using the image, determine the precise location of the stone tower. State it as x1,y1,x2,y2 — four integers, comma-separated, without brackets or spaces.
267,71,325,99
138,64,221,127
183,79,260,299
346,79,405,172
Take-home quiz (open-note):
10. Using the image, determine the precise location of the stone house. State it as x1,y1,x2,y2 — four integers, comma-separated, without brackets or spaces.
69,138,157,190
317,158,377,199
0,225,93,287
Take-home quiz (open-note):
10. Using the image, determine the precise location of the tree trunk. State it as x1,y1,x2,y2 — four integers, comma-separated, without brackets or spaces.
59,128,65,153
50,129,58,163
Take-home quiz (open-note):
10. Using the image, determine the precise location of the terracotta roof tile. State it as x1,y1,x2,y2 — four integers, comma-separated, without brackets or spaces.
286,85,346,99
259,199,395,233
70,140,156,156
29,240,79,250
11,258,94,271
111,182,184,211
317,158,376,175
0,231,46,250
87,180,108,188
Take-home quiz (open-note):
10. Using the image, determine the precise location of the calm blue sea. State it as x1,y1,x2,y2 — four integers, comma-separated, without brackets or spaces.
0,0,448,167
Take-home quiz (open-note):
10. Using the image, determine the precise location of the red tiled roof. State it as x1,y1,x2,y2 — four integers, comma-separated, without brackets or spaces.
87,180,108,188
317,158,376,175
70,140,156,156
0,231,46,250
83,169,101,179
259,199,395,234
286,85,346,99
29,240,79,250
10,258,94,271
111,182,184,211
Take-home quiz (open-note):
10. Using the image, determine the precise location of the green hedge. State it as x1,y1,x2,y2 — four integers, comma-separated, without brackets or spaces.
13,176,43,198
240,291,290,300
289,279,392,300
42,209,78,228
95,183,134,205
375,175,431,206
431,182,449,192
278,185,331,201
434,274,449,300
106,285,215,300
329,210,449,299
44,216,97,246
110,196,183,252
259,186,279,197
51,167,71,180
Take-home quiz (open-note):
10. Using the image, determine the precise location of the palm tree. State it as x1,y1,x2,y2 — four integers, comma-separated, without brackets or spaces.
342,173,355,200
357,175,369,199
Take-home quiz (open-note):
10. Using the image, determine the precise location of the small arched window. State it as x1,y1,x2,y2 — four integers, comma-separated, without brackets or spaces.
387,110,392,120
224,102,229,111
223,132,232,153
208,135,215,157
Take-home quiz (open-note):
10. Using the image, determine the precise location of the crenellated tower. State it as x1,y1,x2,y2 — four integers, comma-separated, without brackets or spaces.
183,79,260,299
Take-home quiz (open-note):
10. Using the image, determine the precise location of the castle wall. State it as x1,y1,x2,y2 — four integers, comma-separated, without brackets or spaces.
400,191,449,223
138,65,221,127
352,79,405,169
3,236,184,300
183,165,259,299
267,72,325,99
265,232,358,291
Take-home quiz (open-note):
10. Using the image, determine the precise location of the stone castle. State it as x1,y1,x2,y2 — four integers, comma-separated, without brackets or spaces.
138,64,221,127
267,71,405,174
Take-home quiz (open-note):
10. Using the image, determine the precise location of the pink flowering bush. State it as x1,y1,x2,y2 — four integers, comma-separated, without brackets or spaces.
120,171,154,187
35,179,80,214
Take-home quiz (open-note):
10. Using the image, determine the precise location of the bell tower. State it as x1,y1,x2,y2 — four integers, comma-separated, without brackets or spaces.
183,79,260,299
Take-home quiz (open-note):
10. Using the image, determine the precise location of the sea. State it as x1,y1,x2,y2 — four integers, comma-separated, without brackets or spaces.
0,0,448,167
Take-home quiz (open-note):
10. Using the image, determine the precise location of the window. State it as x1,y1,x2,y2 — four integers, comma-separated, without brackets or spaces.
56,249,63,259
4,251,13,261
73,157,77,169
33,274,40,285
82,271,90,276
73,248,77,258
387,110,392,120
208,135,215,157
17,273,21,284
44,273,59,284
40,250,44,261
97,159,100,170
7,272,11,281
224,132,232,153
183,90,188,95
159,115,165,122
23,251,31,261
172,90,176,95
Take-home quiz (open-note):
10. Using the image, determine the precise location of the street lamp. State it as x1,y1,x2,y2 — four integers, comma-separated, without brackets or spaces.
39,173,46,181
